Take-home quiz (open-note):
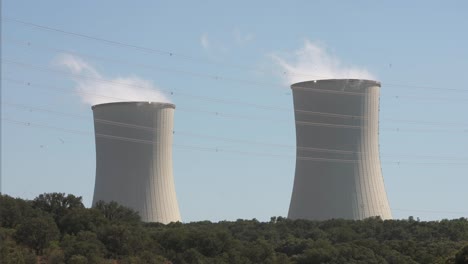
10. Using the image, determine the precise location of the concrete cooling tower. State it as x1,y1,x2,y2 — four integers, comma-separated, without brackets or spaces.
92,102,181,223
288,79,392,220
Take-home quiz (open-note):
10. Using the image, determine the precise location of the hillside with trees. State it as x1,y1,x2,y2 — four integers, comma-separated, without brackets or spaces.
1,193,467,264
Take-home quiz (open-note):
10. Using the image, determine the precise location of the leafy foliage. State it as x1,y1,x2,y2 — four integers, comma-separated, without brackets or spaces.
14,215,60,255
1,193,468,263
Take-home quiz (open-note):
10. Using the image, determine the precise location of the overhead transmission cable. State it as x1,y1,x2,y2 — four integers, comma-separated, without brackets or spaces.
3,17,468,93
1,58,372,98
4,117,468,166
391,208,468,215
7,40,468,104
3,76,468,133
3,57,467,106
3,59,468,122
3,38,283,91
3,78,468,134
8,38,468,99
1,59,290,111
2,103,468,162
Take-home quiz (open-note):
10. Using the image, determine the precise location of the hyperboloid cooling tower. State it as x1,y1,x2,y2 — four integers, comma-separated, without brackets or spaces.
92,102,181,223
288,79,392,220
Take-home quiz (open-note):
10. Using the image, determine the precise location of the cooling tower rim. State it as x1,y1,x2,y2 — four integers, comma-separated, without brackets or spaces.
291,79,381,89
91,101,175,110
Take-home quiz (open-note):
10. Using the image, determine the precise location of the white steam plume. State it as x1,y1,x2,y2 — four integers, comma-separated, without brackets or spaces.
271,40,376,84
55,54,170,105
200,33,210,50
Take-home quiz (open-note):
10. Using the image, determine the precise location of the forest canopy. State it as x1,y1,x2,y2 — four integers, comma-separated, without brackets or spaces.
1,193,467,264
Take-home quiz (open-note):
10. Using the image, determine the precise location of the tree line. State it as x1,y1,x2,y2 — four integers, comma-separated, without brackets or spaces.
1,193,467,263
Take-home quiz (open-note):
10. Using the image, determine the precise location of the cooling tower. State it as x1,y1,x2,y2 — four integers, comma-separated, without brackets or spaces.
92,102,181,223
288,79,392,220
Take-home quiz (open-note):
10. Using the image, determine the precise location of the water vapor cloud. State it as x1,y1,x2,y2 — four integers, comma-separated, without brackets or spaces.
200,33,210,50
55,54,170,105
233,29,254,46
271,40,375,84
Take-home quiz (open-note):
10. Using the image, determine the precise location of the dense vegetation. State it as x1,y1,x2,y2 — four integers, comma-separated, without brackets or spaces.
1,193,467,264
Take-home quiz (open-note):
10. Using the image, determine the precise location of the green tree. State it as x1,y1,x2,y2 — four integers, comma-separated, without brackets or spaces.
14,215,60,255
455,244,468,264
295,239,337,264
32,193,84,224
94,201,140,224
276,236,311,256
180,248,206,264
59,208,108,235
47,248,65,264
0,232,36,264
98,224,150,258
61,231,106,263
0,194,38,228
3,194,468,263
242,239,275,263
68,255,88,264
137,251,169,264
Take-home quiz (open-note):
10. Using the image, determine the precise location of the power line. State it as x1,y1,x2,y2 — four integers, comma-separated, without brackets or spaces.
3,79,468,135
382,118,468,127
1,17,266,73
3,58,468,116
1,117,224,153
0,117,305,161
4,101,467,160
0,77,317,123
3,117,468,214
3,37,393,97
3,118,468,212
3,38,286,91
380,127,468,134
3,78,468,134
392,208,468,215
2,111,467,164
3,17,468,93
3,75,465,128
1,59,292,111
4,57,468,106
386,94,468,103
4,57,396,100
7,36,465,100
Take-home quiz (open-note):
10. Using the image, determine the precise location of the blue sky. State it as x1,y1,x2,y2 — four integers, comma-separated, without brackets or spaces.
1,0,467,222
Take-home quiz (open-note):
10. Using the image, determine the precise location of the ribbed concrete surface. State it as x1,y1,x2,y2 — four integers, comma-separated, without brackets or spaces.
92,102,181,223
288,79,392,220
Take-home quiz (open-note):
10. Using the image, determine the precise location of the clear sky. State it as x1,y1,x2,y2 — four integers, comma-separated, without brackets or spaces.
1,0,467,222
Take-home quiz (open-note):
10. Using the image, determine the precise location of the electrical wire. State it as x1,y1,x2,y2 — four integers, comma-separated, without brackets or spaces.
3,117,468,217
3,78,468,134
2,38,286,91
391,208,468,215
2,37,408,98
2,112,467,164
0,17,361,81
4,57,468,107
3,101,467,160
3,17,468,93
3,79,468,135
3,57,468,118
1,59,292,111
